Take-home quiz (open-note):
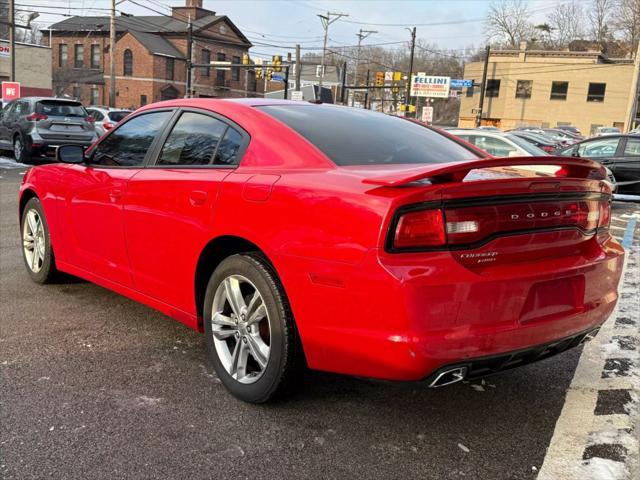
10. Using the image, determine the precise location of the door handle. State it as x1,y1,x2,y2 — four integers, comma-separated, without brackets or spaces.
109,188,124,202
189,190,208,206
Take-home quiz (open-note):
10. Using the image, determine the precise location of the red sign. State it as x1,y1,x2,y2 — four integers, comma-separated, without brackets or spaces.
2,82,21,103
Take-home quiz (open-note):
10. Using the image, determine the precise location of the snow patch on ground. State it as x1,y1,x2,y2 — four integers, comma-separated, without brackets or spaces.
578,457,628,480
0,156,27,169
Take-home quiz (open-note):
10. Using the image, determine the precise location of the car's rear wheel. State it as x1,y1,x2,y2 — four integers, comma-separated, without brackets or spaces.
21,197,59,283
13,135,30,163
204,253,302,403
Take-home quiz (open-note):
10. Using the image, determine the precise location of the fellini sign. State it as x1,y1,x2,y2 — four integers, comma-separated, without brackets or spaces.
410,74,451,98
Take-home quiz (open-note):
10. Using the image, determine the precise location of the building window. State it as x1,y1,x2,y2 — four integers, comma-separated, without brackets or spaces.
515,80,532,99
123,49,133,76
74,44,84,68
550,81,568,101
91,44,101,69
140,94,147,106
90,85,99,105
587,83,606,102
232,56,240,81
166,57,175,80
59,44,68,67
201,49,211,76
73,85,81,100
216,52,226,85
486,79,500,98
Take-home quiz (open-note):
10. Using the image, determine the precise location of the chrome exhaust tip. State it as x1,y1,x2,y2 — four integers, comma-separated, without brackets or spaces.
429,366,468,388
580,328,600,344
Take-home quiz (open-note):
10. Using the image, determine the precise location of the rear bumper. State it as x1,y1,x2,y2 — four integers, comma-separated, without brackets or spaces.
280,233,624,382
29,131,97,154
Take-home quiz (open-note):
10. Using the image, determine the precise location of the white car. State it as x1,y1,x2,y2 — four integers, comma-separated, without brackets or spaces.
593,126,621,137
86,106,132,137
449,129,549,157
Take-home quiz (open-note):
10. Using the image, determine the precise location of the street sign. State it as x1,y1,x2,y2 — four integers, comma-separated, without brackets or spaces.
0,45,10,58
393,71,402,82
384,71,393,82
421,106,434,123
2,82,20,104
450,79,473,89
291,90,304,101
410,75,450,98
449,89,460,98
271,74,285,82
210,61,231,71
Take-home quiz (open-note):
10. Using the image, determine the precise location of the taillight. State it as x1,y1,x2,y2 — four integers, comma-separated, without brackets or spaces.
85,116,95,123
103,122,114,130
393,209,445,249
26,113,47,121
542,145,555,153
390,198,611,251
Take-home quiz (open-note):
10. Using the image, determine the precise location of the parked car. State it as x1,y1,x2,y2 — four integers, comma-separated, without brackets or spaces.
556,125,582,137
86,106,132,136
448,129,550,157
0,97,98,162
509,130,563,153
19,99,623,402
542,128,580,145
476,126,500,131
593,126,622,137
558,134,640,195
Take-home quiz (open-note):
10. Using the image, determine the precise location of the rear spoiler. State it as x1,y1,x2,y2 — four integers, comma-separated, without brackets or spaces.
361,156,607,186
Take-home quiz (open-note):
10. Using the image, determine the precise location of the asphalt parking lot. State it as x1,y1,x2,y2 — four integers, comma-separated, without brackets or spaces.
1,162,638,480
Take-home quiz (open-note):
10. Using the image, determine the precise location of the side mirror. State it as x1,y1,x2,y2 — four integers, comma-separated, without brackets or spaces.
56,145,85,164
571,148,580,158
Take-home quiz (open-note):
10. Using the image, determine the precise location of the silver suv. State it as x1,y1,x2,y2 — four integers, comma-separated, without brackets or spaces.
0,97,98,162
86,106,132,137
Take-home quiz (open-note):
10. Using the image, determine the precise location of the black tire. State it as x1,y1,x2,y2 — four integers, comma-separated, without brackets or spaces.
20,197,59,284
13,134,31,163
203,253,303,403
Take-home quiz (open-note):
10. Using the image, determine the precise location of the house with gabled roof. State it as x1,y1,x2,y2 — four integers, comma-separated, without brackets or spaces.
44,0,256,108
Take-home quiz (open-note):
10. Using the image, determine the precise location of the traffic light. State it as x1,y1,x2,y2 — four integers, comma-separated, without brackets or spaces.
266,68,273,81
242,53,250,65
375,71,384,87
272,55,282,72
255,67,262,80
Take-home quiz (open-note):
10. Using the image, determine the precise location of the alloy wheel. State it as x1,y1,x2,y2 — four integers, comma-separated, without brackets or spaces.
23,209,45,273
211,274,271,384
14,137,22,160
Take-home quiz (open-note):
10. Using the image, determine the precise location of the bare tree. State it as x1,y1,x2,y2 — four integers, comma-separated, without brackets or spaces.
484,0,533,47
547,0,585,47
614,0,640,56
0,2,9,40
589,0,612,43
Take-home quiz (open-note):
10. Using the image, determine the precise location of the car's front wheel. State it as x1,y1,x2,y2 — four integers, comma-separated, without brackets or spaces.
21,197,59,283
204,253,303,403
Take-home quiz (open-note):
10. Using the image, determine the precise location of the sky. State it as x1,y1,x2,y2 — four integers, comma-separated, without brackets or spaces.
23,0,567,59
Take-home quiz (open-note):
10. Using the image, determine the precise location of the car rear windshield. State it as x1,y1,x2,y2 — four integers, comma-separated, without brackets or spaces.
259,105,479,166
36,100,87,117
108,111,130,122
504,134,549,156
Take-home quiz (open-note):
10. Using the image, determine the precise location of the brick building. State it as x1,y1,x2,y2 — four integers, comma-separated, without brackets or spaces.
44,0,254,109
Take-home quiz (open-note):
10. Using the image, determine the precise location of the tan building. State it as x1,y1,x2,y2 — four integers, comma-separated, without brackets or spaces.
0,39,52,97
459,43,639,135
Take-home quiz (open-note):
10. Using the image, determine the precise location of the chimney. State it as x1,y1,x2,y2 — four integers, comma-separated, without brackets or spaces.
172,0,214,20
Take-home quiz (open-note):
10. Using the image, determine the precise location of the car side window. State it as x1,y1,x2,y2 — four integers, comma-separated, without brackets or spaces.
213,127,243,166
88,110,104,121
157,112,228,166
577,138,620,158
623,137,640,156
92,111,172,167
473,135,516,157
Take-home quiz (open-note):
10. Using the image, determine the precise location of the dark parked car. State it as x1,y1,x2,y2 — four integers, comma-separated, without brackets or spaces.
510,130,562,153
558,134,640,195
0,97,98,162
556,125,582,137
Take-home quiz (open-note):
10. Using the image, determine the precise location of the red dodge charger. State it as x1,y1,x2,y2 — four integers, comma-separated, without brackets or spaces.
19,99,624,402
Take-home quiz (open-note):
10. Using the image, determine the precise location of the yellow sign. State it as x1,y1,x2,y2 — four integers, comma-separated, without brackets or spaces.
393,71,402,82
400,104,416,112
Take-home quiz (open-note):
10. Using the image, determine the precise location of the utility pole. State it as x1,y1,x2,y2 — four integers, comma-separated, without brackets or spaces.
9,0,15,81
284,65,290,100
317,11,348,91
364,69,370,109
109,0,116,107
340,60,347,104
295,44,301,92
185,16,193,98
476,45,490,127
351,28,377,107
624,41,640,131
405,27,416,117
